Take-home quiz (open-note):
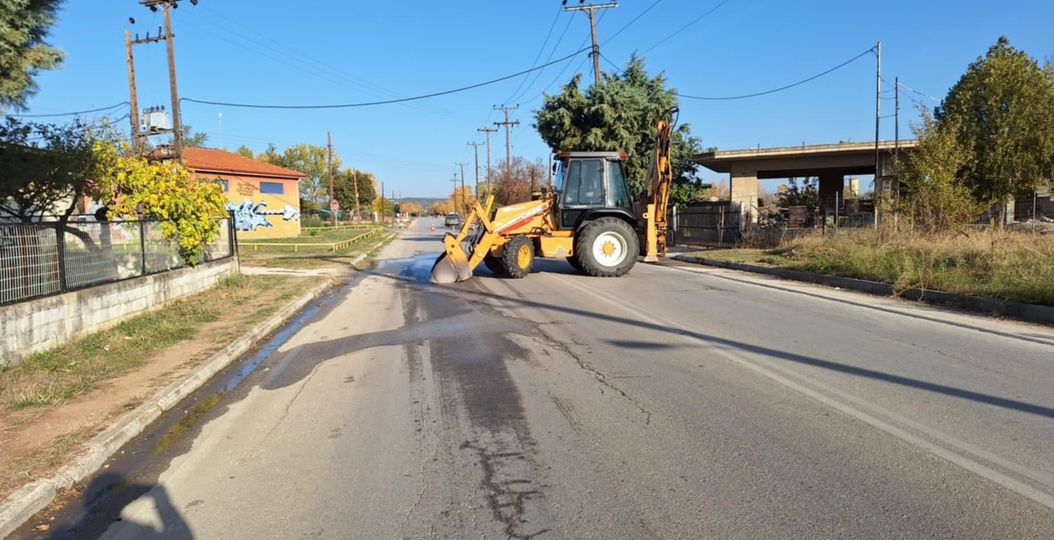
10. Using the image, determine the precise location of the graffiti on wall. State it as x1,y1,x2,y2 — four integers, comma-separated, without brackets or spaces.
227,199,300,232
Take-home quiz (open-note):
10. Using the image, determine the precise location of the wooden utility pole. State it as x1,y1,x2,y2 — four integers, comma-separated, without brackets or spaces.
134,0,194,162
450,177,460,215
467,142,483,198
352,171,361,222
873,41,881,229
457,162,468,211
162,1,183,161
327,131,336,226
477,127,497,192
894,76,900,162
562,1,618,87
493,105,519,182
124,31,142,154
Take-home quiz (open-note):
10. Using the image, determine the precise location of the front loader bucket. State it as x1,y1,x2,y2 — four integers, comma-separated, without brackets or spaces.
430,233,473,284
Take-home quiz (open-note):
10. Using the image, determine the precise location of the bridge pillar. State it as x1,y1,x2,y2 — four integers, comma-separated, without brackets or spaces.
818,170,844,197
730,163,759,226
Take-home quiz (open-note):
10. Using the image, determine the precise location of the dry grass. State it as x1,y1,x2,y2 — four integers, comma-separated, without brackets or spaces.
773,229,1054,305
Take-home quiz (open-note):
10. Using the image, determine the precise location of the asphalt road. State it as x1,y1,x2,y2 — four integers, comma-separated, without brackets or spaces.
46,218,1054,538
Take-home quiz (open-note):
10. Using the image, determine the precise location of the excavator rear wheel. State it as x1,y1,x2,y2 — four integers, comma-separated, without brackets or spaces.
500,235,534,278
574,217,638,277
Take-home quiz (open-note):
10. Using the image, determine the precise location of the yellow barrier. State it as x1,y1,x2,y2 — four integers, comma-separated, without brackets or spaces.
239,228,381,252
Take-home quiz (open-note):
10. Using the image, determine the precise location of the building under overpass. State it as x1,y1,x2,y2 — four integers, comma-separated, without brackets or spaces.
694,140,919,224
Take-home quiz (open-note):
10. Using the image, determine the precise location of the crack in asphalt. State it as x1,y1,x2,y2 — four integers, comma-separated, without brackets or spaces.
460,440,550,540
489,280,655,426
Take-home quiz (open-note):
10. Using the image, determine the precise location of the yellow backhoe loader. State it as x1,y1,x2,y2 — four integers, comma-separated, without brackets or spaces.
430,110,675,284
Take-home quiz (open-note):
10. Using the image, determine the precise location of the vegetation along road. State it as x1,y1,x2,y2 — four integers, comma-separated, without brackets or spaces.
18,218,1054,539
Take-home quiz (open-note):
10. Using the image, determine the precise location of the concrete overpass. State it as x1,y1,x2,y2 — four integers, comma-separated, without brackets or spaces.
694,140,918,224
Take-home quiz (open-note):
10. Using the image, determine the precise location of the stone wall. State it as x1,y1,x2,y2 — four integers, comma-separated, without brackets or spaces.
0,258,237,367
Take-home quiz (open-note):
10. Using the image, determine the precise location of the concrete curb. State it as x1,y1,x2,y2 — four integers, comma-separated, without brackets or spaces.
673,255,1054,327
0,279,333,539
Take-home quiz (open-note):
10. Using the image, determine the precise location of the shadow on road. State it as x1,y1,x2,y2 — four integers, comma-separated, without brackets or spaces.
337,265,1054,422
46,473,191,540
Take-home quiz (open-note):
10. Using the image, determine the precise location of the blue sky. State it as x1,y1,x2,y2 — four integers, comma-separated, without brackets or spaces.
11,0,1054,197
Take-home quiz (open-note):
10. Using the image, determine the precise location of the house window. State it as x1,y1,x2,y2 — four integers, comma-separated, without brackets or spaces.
259,181,284,194
214,179,229,192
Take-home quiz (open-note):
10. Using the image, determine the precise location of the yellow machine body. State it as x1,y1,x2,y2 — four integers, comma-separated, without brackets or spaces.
431,112,676,284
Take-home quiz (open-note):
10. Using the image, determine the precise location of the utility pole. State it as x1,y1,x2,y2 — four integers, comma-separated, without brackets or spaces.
873,41,881,229
477,126,497,192
467,142,483,198
135,0,193,162
894,76,900,162
494,105,519,182
162,1,183,161
327,131,336,226
457,162,468,211
450,176,460,215
352,171,361,223
124,31,142,155
562,1,618,87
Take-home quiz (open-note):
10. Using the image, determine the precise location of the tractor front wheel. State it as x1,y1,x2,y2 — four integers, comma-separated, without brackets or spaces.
500,235,534,278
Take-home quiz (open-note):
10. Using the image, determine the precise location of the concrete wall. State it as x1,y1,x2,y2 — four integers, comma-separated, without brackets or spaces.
0,257,237,367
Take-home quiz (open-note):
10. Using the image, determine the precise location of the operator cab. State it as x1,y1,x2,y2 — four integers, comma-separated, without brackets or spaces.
552,151,634,230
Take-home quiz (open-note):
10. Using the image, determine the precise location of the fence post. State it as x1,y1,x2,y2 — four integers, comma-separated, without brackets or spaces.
835,191,840,230
718,207,725,246
54,224,68,292
139,220,148,276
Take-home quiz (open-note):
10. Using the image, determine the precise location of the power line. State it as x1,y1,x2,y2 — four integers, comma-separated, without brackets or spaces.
602,0,663,44
182,47,591,110
5,102,130,118
509,16,575,104
676,46,876,101
641,0,732,54
504,6,564,104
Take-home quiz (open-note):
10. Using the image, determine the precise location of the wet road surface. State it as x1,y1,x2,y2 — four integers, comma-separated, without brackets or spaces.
23,218,1054,539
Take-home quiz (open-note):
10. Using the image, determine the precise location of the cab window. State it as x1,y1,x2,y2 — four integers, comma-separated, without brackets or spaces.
607,161,631,208
563,159,604,206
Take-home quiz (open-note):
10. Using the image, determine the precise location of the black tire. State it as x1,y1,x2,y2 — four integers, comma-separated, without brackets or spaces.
483,254,506,276
500,235,534,278
566,254,585,273
574,217,638,277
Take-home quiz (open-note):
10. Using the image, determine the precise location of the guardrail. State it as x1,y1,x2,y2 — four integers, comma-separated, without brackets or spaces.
238,227,382,252
300,223,376,231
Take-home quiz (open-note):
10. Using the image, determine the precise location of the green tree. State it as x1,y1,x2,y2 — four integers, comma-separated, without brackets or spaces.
777,178,819,209
94,148,227,265
182,124,208,147
896,109,982,232
333,168,377,218
0,0,64,110
259,144,339,207
0,118,110,225
935,36,1054,217
234,145,254,158
534,54,702,198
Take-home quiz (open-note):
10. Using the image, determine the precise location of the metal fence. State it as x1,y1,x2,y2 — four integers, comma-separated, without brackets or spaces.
670,202,742,247
0,218,233,305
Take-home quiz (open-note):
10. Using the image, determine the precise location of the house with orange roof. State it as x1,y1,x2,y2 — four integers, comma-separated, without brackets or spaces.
182,147,306,239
